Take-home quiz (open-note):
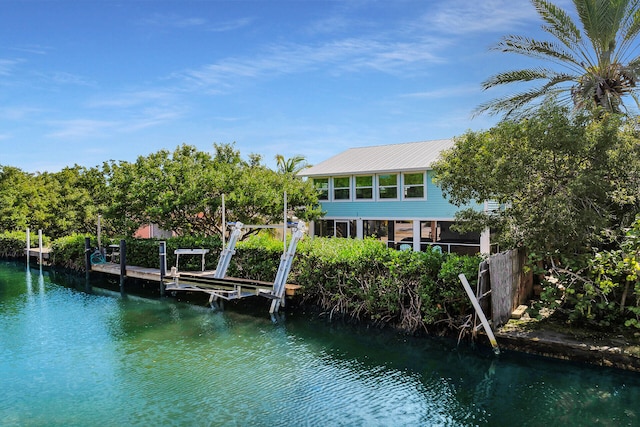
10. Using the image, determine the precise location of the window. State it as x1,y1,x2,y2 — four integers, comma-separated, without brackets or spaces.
355,175,373,200
364,220,389,244
378,174,398,199
403,173,425,199
393,220,413,249
314,219,356,238
314,178,329,200
333,176,350,200
314,220,334,237
335,220,357,238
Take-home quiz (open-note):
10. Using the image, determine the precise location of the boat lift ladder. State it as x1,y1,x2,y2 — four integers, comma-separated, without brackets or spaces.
269,221,306,314
195,221,306,313
214,222,243,279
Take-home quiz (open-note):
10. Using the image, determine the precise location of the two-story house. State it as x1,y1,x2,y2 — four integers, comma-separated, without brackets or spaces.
298,139,490,255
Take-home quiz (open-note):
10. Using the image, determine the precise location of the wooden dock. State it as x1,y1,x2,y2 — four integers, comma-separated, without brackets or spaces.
25,248,51,260
91,262,165,281
89,221,306,313
90,262,301,297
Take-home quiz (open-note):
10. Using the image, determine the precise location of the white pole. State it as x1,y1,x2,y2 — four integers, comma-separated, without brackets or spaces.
222,194,226,249
459,273,500,354
283,191,287,254
38,229,43,265
97,214,102,251
26,227,30,265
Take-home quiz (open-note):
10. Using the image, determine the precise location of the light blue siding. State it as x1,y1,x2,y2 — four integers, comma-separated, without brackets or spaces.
318,171,480,219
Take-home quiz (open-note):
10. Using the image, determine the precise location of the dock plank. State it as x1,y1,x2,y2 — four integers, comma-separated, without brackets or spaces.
91,263,299,295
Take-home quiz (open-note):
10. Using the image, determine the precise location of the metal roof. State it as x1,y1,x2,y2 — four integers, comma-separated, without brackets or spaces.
298,139,456,177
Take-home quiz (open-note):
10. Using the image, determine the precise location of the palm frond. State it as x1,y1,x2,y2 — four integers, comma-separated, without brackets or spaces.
533,0,582,46
477,0,640,117
618,1,640,60
482,68,575,90
476,75,575,117
495,35,584,69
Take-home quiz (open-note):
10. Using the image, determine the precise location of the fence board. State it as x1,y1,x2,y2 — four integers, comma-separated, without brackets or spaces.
489,249,521,327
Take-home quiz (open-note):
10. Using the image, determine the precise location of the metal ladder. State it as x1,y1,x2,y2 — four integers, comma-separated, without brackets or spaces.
214,222,244,279
269,221,306,314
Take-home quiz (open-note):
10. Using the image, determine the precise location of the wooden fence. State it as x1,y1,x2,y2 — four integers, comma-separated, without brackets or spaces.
485,248,532,328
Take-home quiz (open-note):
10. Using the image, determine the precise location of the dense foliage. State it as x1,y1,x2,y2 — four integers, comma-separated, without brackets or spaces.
433,105,640,255
0,165,106,238
0,143,321,240
0,231,30,258
478,0,640,117
434,103,640,329
537,215,640,329
294,237,482,334
0,232,483,334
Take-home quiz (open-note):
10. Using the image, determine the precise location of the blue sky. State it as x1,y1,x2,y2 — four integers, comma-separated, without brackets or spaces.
1,0,560,172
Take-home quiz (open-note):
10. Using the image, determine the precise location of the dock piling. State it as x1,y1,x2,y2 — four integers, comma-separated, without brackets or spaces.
84,237,92,292
159,241,166,298
38,229,43,265
26,228,30,267
119,239,126,296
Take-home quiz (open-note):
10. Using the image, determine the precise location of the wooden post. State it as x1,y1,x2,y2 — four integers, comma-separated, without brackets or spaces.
84,237,92,292
159,241,166,297
119,239,126,296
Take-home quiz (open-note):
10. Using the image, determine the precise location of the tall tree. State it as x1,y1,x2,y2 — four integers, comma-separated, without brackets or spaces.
433,105,640,255
275,154,309,175
0,166,37,232
102,144,322,238
477,0,640,117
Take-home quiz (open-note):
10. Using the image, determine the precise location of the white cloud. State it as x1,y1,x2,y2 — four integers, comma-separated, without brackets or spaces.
140,13,253,32
46,119,117,139
140,13,207,29
87,89,176,108
45,108,184,139
0,106,44,120
0,59,22,76
9,44,50,55
402,84,482,99
177,34,445,91
421,0,537,36
208,17,254,32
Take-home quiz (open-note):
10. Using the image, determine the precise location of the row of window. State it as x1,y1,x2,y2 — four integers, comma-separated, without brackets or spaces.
313,219,481,255
313,172,426,201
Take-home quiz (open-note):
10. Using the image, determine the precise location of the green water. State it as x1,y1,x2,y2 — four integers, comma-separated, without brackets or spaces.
1,261,639,426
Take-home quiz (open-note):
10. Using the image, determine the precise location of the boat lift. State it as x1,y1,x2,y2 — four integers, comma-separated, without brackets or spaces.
165,221,306,314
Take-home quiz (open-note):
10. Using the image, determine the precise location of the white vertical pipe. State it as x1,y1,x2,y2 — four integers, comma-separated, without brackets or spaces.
26,228,30,265
97,214,102,250
283,191,287,254
221,194,226,249
38,229,43,265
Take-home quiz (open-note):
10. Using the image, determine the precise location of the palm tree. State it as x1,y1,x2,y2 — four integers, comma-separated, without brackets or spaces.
275,154,309,174
477,0,640,117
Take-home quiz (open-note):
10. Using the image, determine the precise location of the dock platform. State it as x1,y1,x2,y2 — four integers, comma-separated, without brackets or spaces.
90,263,301,298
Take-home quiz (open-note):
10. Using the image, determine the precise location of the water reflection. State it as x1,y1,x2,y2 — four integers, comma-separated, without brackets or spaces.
1,260,640,426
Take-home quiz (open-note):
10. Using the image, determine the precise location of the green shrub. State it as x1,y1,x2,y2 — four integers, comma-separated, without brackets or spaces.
293,236,482,333
51,234,94,271
0,231,29,258
17,228,486,334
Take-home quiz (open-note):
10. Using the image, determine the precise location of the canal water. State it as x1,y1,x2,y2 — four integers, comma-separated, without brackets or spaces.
1,261,639,427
